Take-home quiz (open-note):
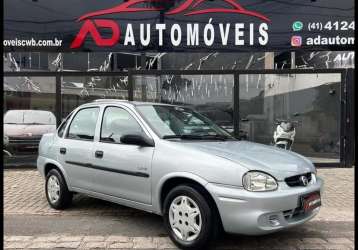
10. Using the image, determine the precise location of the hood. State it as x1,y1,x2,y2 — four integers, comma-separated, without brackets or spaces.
4,124,57,137
182,140,315,180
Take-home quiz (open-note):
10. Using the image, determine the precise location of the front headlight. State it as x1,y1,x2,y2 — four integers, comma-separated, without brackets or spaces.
242,171,278,192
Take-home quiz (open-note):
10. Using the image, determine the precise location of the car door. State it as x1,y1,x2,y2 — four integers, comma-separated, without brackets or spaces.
58,107,100,191
91,105,154,205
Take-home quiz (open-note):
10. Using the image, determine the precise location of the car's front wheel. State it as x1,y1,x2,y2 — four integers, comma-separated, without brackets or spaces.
163,185,219,250
45,169,73,209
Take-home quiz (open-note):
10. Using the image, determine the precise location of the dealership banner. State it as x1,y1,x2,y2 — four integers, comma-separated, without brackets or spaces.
3,0,355,52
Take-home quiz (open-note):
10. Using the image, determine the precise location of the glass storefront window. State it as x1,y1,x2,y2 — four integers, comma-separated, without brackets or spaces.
239,73,341,163
3,76,56,166
133,75,161,102
4,52,141,72
2,51,353,167
159,53,267,70
134,74,235,135
3,53,49,71
61,75,129,118
295,51,355,69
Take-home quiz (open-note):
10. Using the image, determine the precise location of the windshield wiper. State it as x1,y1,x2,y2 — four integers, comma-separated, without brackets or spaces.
163,135,200,140
197,134,233,141
162,134,231,141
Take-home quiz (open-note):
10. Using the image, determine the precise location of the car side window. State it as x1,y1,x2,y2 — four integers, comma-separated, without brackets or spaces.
100,107,144,143
57,112,73,137
66,107,99,141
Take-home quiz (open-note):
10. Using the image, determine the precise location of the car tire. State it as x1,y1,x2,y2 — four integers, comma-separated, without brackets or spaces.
45,169,73,209
163,184,219,250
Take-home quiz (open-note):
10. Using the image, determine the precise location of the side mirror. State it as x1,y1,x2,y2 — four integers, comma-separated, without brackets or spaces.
293,112,300,117
120,134,155,147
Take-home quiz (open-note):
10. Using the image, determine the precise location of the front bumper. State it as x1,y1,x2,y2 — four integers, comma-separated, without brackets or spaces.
206,177,323,235
6,137,41,155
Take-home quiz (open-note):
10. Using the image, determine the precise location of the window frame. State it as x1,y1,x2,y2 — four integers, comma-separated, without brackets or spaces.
57,111,74,138
99,105,149,145
65,106,100,141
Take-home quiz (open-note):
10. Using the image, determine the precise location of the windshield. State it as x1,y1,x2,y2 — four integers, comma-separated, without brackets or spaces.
4,110,56,125
136,105,235,140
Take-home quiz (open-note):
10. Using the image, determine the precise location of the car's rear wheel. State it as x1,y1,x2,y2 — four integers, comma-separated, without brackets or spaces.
45,169,72,209
163,185,218,250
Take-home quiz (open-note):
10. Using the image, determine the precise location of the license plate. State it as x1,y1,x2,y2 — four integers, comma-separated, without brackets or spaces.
301,192,321,212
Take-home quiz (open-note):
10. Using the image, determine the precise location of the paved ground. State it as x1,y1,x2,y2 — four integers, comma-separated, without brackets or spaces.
4,168,355,249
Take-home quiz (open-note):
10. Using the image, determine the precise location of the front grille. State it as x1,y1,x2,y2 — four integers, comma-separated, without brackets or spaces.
8,136,42,144
285,172,312,187
283,209,294,219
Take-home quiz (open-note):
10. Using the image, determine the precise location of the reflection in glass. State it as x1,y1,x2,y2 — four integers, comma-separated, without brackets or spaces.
239,73,341,163
134,74,235,135
3,76,56,166
61,75,129,118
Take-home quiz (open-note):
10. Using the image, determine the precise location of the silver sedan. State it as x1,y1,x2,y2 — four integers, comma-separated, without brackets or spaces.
37,100,323,250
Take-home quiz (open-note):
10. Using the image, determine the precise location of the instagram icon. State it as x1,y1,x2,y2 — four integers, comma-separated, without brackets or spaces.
291,36,302,47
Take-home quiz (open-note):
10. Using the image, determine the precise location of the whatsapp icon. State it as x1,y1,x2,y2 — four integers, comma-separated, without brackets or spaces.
292,21,303,31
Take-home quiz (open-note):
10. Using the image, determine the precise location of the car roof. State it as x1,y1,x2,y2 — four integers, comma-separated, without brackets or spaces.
4,109,54,113
80,99,178,108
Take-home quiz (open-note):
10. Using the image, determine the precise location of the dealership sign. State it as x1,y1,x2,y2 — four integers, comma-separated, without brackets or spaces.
3,0,355,51
70,0,270,49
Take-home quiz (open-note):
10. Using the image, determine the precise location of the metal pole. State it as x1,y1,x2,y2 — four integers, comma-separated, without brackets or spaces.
55,75,62,127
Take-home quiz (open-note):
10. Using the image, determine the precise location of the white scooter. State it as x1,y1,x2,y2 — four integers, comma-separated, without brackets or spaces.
273,117,299,150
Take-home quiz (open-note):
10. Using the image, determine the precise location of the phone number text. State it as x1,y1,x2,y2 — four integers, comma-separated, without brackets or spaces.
308,21,355,31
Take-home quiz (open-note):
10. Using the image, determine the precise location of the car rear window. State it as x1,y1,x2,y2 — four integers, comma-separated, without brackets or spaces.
4,110,56,125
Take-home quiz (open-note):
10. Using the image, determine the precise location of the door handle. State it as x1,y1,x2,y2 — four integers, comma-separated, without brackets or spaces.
95,150,104,158
60,147,66,154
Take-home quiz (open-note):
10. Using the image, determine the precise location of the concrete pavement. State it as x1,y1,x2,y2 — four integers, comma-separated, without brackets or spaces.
4,168,355,249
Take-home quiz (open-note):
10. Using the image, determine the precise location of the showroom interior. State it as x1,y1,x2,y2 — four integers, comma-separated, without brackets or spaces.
3,51,355,168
